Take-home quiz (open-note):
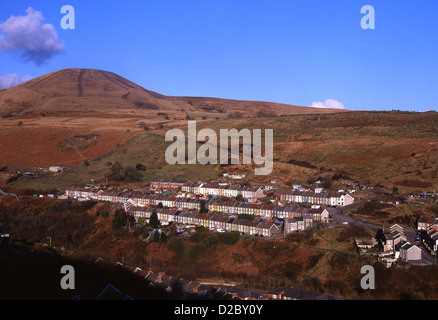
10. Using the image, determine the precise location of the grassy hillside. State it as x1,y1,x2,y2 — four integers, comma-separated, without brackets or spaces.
6,110,438,193
195,111,438,191
9,131,220,190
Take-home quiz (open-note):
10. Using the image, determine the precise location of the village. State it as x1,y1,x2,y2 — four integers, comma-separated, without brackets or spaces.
64,179,355,237
1,175,436,301
62,178,438,269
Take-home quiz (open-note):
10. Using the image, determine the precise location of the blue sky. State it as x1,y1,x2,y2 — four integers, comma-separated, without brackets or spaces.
0,0,437,111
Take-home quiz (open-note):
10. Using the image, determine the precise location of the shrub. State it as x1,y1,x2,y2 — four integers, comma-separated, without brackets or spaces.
188,229,218,260
160,232,168,244
190,228,206,243
336,226,370,242
6,174,22,184
138,121,148,130
112,214,123,230
223,231,240,245
284,262,303,280
307,253,324,270
96,211,109,218
123,165,143,182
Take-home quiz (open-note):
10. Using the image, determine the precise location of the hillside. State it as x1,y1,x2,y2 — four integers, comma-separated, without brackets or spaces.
0,68,345,118
0,67,349,173
0,69,436,194
196,111,438,192
1,195,437,300
3,111,438,194
0,68,175,116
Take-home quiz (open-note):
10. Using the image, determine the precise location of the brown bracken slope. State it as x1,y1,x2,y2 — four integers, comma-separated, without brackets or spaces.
0,68,347,117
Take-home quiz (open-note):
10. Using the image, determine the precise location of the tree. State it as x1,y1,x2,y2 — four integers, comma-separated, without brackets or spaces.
149,212,160,229
160,232,168,244
223,231,240,245
332,173,344,181
157,202,163,209
112,210,126,230
321,177,333,189
236,194,244,202
136,164,146,171
106,161,124,181
306,176,316,185
153,231,160,243
123,165,143,182
200,200,208,213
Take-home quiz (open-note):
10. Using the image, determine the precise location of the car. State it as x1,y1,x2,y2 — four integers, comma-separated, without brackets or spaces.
342,222,350,225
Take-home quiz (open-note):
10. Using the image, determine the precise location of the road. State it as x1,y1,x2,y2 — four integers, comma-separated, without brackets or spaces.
328,208,437,265
328,209,382,230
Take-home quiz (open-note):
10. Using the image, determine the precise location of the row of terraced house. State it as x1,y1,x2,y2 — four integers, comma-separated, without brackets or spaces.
273,188,355,207
154,180,355,206
152,180,266,202
64,179,354,235
66,180,354,207
65,187,334,222
127,206,282,237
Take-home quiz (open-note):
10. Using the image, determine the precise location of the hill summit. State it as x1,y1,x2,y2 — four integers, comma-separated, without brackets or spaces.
0,68,347,117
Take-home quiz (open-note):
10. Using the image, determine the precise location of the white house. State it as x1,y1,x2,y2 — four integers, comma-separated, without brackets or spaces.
337,193,355,206
399,243,422,261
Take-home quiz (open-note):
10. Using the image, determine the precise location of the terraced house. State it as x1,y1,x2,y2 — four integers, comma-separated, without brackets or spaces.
277,189,354,207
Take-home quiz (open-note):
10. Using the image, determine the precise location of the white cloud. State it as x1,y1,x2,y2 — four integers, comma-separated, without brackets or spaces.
310,99,345,109
0,73,32,88
0,7,65,65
